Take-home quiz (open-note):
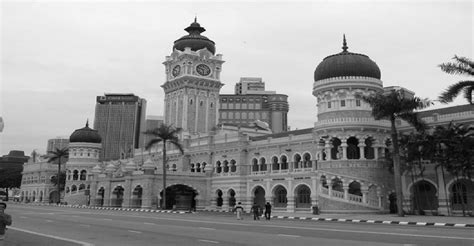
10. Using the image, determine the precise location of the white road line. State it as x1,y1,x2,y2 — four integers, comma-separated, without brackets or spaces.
143,222,155,225
277,234,300,238
19,216,28,219
198,239,219,244
128,230,142,234
45,220,53,223
102,218,112,221
9,227,94,246
79,224,90,227
199,227,216,230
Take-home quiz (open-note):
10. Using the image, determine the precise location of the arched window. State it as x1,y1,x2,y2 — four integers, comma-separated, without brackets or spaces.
320,175,328,188
296,185,311,208
71,185,77,192
80,170,87,180
259,158,267,171
190,163,195,172
79,184,86,190
230,160,236,172
252,158,259,172
73,170,79,181
303,153,312,168
331,138,342,160
196,163,201,172
280,156,288,170
272,156,279,171
216,161,222,173
294,154,302,169
364,137,375,159
347,137,360,159
348,181,362,196
172,164,177,172
273,186,287,208
331,177,343,192
223,160,229,173
201,162,206,173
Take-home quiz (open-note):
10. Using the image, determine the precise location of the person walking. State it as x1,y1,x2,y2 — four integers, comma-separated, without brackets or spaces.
264,202,272,220
233,202,244,220
0,202,12,246
251,202,260,220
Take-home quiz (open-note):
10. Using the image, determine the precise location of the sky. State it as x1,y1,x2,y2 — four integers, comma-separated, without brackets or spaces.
1,0,472,156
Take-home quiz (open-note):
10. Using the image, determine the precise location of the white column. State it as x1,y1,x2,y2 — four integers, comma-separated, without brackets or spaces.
359,143,366,160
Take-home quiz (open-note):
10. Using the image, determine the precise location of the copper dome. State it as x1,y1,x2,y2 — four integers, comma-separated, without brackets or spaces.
314,36,381,81
173,18,216,54
69,121,102,144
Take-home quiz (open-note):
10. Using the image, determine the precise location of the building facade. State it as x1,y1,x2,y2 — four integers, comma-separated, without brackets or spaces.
47,137,69,152
220,77,289,134
94,93,146,161
23,20,474,215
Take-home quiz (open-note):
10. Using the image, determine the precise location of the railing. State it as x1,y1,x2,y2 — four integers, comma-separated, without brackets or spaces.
251,171,267,176
331,190,345,199
271,169,289,174
321,187,329,195
348,193,362,203
293,167,313,173
368,197,379,207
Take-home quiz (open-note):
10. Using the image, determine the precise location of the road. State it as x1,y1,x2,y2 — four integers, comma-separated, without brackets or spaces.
3,204,474,246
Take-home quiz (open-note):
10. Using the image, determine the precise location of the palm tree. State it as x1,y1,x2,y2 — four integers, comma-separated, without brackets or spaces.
143,124,184,210
46,147,69,204
439,55,474,105
359,89,431,216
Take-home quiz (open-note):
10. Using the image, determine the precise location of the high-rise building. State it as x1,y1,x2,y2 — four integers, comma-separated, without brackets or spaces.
143,115,164,147
46,137,69,152
93,93,146,161
0,117,4,133
220,77,289,133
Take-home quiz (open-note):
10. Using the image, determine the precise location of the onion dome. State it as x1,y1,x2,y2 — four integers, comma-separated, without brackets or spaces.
125,159,136,171
142,158,155,170
314,35,381,81
105,163,116,173
69,120,102,143
173,17,216,54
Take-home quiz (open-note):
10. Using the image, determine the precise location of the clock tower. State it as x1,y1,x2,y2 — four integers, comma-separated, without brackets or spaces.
162,18,224,134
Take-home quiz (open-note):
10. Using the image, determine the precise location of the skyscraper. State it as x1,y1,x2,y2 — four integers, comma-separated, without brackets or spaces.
143,115,164,147
46,137,69,152
93,93,146,161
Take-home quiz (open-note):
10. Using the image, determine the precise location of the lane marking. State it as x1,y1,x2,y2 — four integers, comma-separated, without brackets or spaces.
143,222,155,225
102,218,112,221
45,220,53,223
198,239,219,244
199,227,216,230
128,230,142,234
277,234,300,238
19,216,28,219
9,227,94,246
79,224,90,227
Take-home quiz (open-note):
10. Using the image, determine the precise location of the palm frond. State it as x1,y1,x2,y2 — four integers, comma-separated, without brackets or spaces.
438,80,474,104
463,86,473,104
453,55,474,70
169,140,184,154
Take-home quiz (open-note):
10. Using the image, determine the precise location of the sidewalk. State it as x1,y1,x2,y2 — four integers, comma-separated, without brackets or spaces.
270,211,474,228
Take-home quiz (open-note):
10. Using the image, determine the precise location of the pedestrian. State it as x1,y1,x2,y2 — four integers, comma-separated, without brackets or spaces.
233,202,244,220
0,202,12,246
264,202,272,220
250,202,260,220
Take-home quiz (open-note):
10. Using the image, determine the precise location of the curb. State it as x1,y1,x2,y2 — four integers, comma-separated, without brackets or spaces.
21,203,474,228
201,209,474,228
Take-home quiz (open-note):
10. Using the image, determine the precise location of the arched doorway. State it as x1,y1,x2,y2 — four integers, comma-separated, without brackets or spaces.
39,191,43,202
49,190,59,204
348,181,362,196
450,179,474,211
161,184,198,210
96,187,105,207
273,185,287,208
412,181,438,212
295,185,311,208
253,186,266,208
228,189,236,207
216,190,223,207
111,186,124,208
132,185,143,208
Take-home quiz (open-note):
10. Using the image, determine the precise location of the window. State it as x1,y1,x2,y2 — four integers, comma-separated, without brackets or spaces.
328,102,332,108
341,100,345,107
190,99,193,105
200,101,203,106
356,99,361,107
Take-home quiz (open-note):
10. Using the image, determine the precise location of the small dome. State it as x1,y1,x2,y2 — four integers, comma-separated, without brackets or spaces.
314,35,381,81
173,18,216,54
69,121,102,143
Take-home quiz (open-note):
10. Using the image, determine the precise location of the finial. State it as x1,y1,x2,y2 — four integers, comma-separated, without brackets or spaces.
194,15,197,23
86,119,89,127
342,34,348,52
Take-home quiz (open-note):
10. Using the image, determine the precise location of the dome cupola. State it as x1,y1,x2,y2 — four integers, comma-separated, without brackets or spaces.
173,17,216,54
69,120,102,144
314,35,381,81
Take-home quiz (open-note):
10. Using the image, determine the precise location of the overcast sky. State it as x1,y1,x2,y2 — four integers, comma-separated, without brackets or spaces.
1,0,472,156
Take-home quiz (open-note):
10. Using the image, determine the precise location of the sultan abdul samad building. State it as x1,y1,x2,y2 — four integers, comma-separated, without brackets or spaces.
40,19,473,214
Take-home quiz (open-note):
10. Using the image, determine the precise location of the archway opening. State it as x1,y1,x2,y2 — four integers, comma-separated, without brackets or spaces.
347,137,360,159
216,189,223,207
348,181,362,196
364,137,375,159
450,179,474,211
412,181,438,212
273,185,287,208
295,185,311,208
96,187,105,207
132,185,143,208
228,189,236,207
111,186,124,208
253,186,266,208
161,184,198,210
331,138,341,160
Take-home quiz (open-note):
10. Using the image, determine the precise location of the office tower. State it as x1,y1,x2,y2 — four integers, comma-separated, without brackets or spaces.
143,115,164,147
46,137,69,152
94,93,146,161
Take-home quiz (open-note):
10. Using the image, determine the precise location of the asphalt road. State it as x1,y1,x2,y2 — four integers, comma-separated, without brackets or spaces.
3,204,473,246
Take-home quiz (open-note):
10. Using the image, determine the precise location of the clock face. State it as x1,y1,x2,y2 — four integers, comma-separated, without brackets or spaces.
196,64,211,76
172,65,181,77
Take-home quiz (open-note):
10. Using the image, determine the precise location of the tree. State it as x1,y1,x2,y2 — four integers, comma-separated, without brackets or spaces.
50,171,67,191
143,124,184,209
0,165,23,201
439,55,474,105
46,147,69,204
359,89,431,216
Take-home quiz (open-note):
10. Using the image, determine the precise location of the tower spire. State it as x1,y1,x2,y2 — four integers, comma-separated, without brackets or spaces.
194,15,197,23
86,119,89,127
342,34,348,52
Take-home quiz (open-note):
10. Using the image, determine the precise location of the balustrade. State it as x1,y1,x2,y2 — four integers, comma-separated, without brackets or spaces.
331,189,345,199
347,193,362,203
